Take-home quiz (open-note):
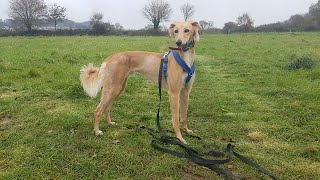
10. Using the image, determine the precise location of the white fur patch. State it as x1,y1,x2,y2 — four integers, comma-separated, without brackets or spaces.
80,63,105,98
95,130,103,136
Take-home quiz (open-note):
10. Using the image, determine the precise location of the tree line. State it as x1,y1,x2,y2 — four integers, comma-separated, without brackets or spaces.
0,0,215,36
1,0,320,36
254,2,320,33
223,0,320,33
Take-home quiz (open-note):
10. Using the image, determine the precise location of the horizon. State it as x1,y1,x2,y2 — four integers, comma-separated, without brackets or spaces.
0,0,318,29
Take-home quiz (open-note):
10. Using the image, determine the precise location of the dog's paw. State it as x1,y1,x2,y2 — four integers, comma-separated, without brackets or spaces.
109,122,116,125
179,138,188,144
95,130,103,136
184,128,194,134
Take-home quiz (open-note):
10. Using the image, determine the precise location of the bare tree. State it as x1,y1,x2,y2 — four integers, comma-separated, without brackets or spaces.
222,22,238,34
9,0,47,32
181,3,195,21
237,13,254,32
90,12,103,25
90,12,106,35
114,22,123,31
141,0,172,32
47,3,67,32
199,20,213,32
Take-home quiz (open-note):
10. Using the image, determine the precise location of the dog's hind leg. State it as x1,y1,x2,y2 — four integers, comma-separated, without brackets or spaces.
180,86,193,134
94,87,122,135
94,98,109,136
104,77,128,125
104,107,114,125
94,69,129,135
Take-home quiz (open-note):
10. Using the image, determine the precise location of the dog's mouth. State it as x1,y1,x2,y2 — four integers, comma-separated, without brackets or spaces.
178,41,195,51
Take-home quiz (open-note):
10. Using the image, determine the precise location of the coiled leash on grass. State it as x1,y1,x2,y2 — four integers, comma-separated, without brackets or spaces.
137,56,280,180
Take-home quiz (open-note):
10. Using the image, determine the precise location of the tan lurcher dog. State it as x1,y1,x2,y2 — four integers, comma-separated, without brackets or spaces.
80,21,200,144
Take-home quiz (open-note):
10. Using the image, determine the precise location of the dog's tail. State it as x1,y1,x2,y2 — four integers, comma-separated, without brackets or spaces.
80,63,106,98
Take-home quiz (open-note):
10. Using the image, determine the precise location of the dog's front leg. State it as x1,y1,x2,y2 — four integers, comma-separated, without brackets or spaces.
180,87,193,134
169,90,187,144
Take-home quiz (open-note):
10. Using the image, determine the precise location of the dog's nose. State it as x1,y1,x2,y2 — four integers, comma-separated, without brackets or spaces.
176,40,182,46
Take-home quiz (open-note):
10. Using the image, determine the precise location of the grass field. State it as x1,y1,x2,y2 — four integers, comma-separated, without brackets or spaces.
0,33,319,179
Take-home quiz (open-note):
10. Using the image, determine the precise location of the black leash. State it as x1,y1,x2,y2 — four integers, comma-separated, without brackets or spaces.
137,57,280,180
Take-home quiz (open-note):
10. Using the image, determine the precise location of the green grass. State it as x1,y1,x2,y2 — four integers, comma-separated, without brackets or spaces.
0,33,319,179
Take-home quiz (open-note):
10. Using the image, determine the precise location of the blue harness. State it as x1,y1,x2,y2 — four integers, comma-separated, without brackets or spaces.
162,50,195,84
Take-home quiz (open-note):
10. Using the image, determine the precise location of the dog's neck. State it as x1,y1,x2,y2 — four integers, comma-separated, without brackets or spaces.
177,48,195,68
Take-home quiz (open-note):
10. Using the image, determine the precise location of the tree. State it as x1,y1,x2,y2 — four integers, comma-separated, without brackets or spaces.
114,23,123,31
9,0,47,32
0,19,4,28
141,0,172,32
48,3,67,31
181,3,195,21
288,14,306,31
237,13,254,32
303,13,318,30
90,12,106,35
199,20,213,32
309,0,320,25
222,22,238,34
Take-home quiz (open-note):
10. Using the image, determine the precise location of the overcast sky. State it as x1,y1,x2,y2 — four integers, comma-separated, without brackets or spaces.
0,0,318,29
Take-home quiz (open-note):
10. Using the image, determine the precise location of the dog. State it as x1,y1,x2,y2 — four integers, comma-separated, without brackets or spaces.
80,21,200,144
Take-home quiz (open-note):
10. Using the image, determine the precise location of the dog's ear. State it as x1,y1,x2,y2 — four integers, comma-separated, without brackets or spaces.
191,22,200,42
169,23,176,37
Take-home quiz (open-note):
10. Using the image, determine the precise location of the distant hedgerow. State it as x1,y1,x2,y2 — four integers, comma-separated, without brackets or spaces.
283,56,316,71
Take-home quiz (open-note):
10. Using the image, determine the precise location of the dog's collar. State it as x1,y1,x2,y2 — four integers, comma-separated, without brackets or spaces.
169,40,195,52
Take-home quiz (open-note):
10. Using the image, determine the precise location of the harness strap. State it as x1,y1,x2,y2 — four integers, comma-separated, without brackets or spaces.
172,50,195,84
162,50,195,84
162,51,171,82
157,58,167,138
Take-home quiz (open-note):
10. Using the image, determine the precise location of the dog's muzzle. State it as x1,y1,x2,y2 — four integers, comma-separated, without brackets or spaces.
177,40,195,51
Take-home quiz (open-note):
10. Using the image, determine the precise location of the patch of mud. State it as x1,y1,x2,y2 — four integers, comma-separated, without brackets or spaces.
0,114,15,131
0,89,18,99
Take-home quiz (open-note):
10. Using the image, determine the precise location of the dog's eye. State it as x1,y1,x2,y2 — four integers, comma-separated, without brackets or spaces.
184,29,190,33
174,30,178,33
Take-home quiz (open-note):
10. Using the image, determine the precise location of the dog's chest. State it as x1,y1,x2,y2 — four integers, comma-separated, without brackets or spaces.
181,51,194,68
179,52,195,83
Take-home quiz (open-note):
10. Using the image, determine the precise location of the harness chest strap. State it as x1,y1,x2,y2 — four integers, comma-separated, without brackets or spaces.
162,50,195,84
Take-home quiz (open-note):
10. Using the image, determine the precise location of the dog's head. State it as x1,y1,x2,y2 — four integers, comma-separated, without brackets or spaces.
169,21,200,51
